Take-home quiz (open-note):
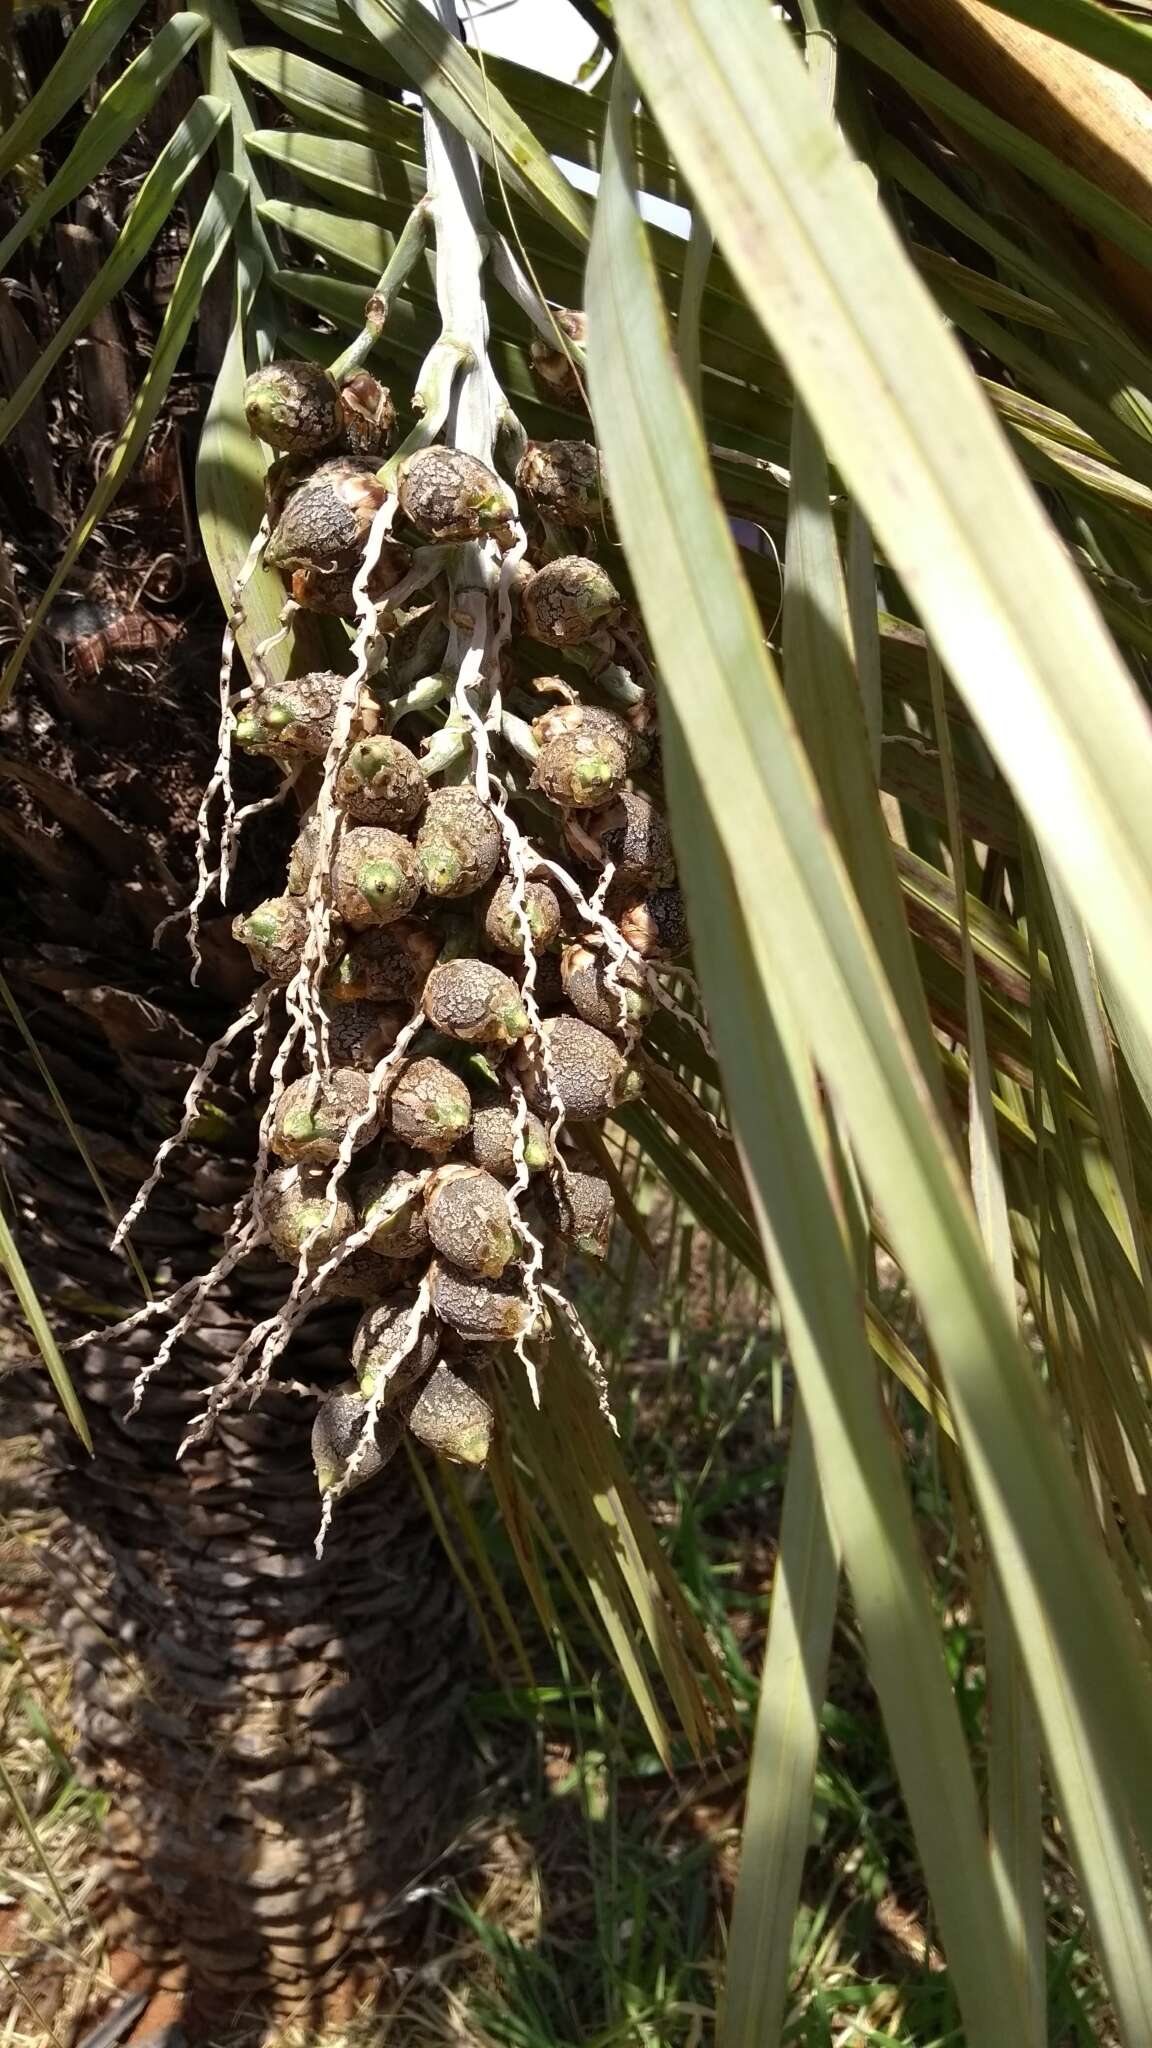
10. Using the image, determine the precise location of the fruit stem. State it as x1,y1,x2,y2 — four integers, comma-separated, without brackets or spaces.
328,198,434,382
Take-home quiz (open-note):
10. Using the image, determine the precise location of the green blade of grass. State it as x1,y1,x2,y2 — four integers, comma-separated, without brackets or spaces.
0,13,209,275
0,0,145,181
588,39,1152,2025
0,96,229,452
0,171,244,709
0,1208,90,1450
719,1402,839,2048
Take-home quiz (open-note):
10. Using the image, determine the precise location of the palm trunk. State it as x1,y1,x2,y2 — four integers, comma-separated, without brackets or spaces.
1,652,467,2035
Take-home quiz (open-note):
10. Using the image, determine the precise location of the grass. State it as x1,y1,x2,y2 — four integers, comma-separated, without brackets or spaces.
0,1215,1116,2044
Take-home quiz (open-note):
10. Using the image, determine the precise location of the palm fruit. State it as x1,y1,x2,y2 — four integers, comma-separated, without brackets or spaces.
614,885,689,960
423,959,530,1046
311,1385,404,1495
334,734,427,828
232,671,346,761
515,439,605,525
515,947,564,1009
415,786,501,898
529,307,586,406
271,1068,377,1167
318,1246,414,1302
533,727,629,811
521,556,620,647
336,370,396,458
324,922,439,1006
517,1014,642,1121
320,998,407,1071
331,826,420,929
467,1100,550,1178
406,1363,493,1466
424,1163,516,1279
387,602,450,689
387,1056,472,1154
547,1168,615,1260
429,1259,532,1344
483,875,562,955
266,458,389,574
287,813,320,895
531,697,644,766
358,1166,430,1260
284,549,410,619
263,1167,354,1265
396,445,516,543
567,791,676,891
232,896,309,983
352,1295,439,1399
560,943,651,1034
244,358,341,456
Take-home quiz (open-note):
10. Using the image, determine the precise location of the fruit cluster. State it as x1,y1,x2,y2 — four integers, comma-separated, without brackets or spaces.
232,354,688,1509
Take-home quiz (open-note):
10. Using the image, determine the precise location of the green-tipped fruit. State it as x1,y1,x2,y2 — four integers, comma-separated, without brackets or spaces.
387,1057,472,1154
533,729,628,811
233,896,309,983
531,698,642,765
232,671,346,761
517,1014,642,1122
358,1167,430,1260
352,1296,439,1400
424,1163,516,1279
560,943,651,1035
406,1364,493,1467
423,959,530,1047
467,1101,550,1179
415,787,502,899
428,1260,531,1344
483,875,562,955
397,445,516,542
271,1068,377,1167
332,827,420,930
263,1167,354,1265
515,439,605,526
244,359,340,456
521,556,619,647
335,735,426,827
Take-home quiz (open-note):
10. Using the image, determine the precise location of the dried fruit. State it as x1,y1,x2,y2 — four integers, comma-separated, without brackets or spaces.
531,698,641,765
271,1069,377,1167
614,886,689,960
424,1163,516,1279
331,826,420,929
518,1014,642,1121
232,896,309,983
352,1296,439,1398
334,734,426,828
483,875,562,955
423,959,530,1046
263,1167,354,1265
266,458,390,576
324,922,439,1006
286,550,410,619
521,556,619,647
567,791,675,891
428,1259,531,1343
406,1364,493,1466
533,729,629,811
550,1169,615,1259
415,787,501,898
233,671,346,761
311,1385,403,1494
244,359,340,456
320,998,407,1071
529,308,586,406
358,1166,430,1260
397,445,516,542
387,1056,472,1154
560,943,651,1034
337,371,396,458
287,814,320,896
318,1246,413,1302
515,439,605,525
467,1101,550,1178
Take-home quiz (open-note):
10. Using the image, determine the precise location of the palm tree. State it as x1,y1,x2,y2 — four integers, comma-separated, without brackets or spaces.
6,0,1152,2041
